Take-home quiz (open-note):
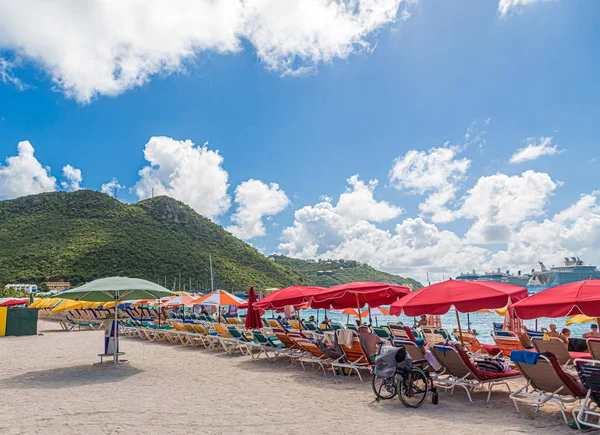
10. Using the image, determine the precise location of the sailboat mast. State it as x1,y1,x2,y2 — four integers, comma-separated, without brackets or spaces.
209,255,214,291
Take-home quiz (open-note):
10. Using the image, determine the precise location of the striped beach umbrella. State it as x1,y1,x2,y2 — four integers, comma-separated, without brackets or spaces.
192,289,245,307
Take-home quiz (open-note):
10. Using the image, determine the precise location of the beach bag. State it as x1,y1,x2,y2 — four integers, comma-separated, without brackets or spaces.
374,345,407,378
424,350,442,372
475,356,510,373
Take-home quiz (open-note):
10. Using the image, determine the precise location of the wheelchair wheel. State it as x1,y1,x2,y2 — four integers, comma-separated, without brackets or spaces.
372,374,397,400
399,367,429,408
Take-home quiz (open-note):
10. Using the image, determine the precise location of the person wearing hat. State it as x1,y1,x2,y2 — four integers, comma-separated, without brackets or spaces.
583,324,600,338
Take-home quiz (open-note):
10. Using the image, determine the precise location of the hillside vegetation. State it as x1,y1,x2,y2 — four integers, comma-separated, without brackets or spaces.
270,255,422,289
0,191,301,291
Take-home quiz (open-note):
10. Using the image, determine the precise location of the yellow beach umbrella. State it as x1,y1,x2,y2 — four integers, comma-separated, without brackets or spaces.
28,299,43,308
566,315,597,326
52,299,86,313
38,298,61,309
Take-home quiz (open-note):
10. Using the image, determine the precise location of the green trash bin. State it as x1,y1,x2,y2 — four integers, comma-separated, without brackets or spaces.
5,306,38,336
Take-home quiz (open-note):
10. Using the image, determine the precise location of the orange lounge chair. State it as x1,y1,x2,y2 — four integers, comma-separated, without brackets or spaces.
331,330,372,381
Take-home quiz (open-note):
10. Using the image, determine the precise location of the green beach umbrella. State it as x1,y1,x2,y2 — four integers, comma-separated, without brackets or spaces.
61,277,176,364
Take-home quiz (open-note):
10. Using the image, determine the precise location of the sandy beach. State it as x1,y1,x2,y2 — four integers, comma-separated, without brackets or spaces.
0,321,573,435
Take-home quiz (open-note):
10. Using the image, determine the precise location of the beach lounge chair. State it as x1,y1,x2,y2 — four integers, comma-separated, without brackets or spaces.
287,320,302,330
388,323,418,343
574,358,600,430
265,318,284,329
510,351,587,424
303,322,323,334
345,324,358,332
453,330,501,356
490,331,524,356
372,326,393,341
532,337,591,366
331,330,371,381
296,339,337,375
587,339,600,360
421,327,447,345
250,330,288,361
269,328,305,363
213,324,248,354
226,327,264,356
432,344,520,403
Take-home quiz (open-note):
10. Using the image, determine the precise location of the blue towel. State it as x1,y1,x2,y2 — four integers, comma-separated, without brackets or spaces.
415,338,427,348
434,345,452,353
511,350,539,365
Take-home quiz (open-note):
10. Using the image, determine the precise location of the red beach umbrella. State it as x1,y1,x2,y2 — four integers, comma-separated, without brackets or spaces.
310,282,410,324
253,286,325,310
310,282,410,310
389,280,528,345
245,287,263,329
389,280,528,317
511,279,600,319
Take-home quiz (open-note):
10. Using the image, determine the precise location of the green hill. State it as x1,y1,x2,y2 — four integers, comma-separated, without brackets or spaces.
0,190,302,291
269,255,422,289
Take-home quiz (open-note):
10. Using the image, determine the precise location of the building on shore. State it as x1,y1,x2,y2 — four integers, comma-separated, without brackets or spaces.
45,282,71,291
5,284,38,294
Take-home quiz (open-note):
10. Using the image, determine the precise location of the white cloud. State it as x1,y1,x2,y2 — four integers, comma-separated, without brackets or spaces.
337,174,402,222
133,136,230,221
61,164,82,191
101,178,124,196
457,170,557,243
487,192,600,273
509,136,561,164
227,179,290,240
0,141,56,199
0,58,27,90
279,175,484,280
0,0,414,103
498,0,556,18
389,145,470,223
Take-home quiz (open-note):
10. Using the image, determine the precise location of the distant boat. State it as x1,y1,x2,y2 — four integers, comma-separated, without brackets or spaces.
456,268,531,287
530,257,600,287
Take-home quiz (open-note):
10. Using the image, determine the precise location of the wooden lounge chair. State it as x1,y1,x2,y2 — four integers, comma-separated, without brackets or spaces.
510,351,587,425
532,337,591,366
490,331,524,356
331,330,371,381
432,344,520,403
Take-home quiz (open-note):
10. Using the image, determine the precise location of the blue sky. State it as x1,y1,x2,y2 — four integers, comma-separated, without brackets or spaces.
1,0,599,281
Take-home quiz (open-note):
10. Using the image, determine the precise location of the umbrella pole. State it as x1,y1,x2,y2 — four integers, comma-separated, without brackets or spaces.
114,296,118,365
455,309,464,346
467,313,471,331
368,306,372,326
356,294,361,326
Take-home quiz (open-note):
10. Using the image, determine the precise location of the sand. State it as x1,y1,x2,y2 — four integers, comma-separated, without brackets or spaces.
0,321,574,435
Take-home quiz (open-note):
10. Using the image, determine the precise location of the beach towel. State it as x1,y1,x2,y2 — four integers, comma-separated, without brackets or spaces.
510,350,540,365
337,329,354,347
475,357,510,373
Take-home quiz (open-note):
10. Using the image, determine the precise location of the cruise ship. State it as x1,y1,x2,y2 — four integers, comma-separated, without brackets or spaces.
528,257,600,287
456,268,532,287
